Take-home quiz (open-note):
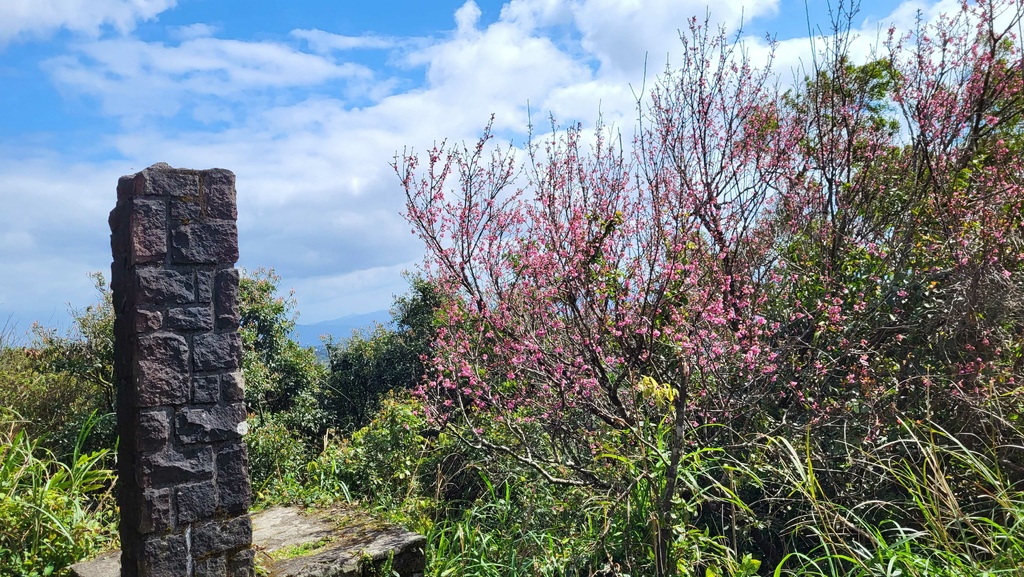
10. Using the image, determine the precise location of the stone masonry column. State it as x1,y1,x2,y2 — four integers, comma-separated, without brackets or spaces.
109,163,253,577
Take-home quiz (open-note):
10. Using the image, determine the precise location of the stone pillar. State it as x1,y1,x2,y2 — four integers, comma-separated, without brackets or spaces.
109,163,253,577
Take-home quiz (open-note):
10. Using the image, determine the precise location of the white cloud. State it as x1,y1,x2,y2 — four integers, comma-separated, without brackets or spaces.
455,1,485,35
290,29,395,53
4,0,974,327
168,23,219,41
0,0,175,45
0,154,125,330
45,36,379,119
573,0,779,77
290,261,419,322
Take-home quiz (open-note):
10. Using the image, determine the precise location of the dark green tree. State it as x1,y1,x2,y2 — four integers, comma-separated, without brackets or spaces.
238,268,328,441
322,276,440,433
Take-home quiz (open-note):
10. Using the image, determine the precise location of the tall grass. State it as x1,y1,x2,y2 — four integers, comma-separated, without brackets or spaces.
0,409,116,576
768,421,1024,577
410,421,1024,576
250,392,1024,576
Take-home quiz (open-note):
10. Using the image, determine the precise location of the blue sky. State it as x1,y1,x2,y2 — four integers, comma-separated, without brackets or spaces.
0,0,953,336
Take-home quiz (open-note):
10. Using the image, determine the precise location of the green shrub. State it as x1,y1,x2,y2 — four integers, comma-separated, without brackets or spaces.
245,417,310,506
0,274,116,459
0,410,116,576
309,393,429,508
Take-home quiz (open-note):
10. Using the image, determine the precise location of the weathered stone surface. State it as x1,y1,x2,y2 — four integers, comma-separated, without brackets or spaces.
166,305,214,331
216,444,252,514
176,403,246,444
134,333,190,407
142,165,199,198
138,487,173,533
203,171,238,220
139,444,214,486
137,409,171,452
70,507,427,577
170,194,203,224
68,550,119,577
171,222,239,264
197,269,214,302
222,371,245,402
193,515,252,558
226,549,255,577
215,268,240,330
192,374,221,404
135,267,195,305
133,309,162,333
110,164,251,576
255,506,427,577
177,480,217,523
129,199,167,265
109,204,128,258
193,332,242,371
193,555,227,576
117,173,139,201
141,533,189,577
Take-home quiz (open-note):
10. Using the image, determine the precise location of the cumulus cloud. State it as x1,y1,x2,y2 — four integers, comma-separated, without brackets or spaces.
45,36,379,118
168,23,220,41
0,0,175,46
1,0,970,327
290,29,395,53
0,153,126,331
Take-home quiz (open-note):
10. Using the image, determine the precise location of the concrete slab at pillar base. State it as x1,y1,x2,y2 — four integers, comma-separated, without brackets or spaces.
70,505,426,577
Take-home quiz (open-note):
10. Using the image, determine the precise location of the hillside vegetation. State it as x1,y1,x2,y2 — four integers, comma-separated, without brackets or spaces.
3,1,1024,575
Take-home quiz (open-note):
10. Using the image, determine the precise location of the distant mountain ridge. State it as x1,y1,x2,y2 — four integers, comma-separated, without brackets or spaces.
293,310,391,348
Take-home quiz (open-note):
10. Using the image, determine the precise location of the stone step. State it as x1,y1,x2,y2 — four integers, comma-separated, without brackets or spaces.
70,505,426,577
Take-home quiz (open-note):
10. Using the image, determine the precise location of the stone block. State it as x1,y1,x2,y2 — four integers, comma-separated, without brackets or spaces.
192,515,252,558
139,487,173,533
109,204,127,258
192,375,221,404
116,173,138,201
226,548,255,577
253,506,427,577
142,165,200,198
176,403,246,444
134,333,190,407
197,270,214,302
170,222,239,264
193,555,227,576
140,532,189,577
109,264,127,310
129,199,167,265
177,480,217,524
215,268,240,329
193,332,242,371
170,194,203,224
222,371,245,402
133,309,163,333
140,444,214,486
137,409,171,452
202,170,237,220
135,267,195,305
166,305,214,331
216,444,252,514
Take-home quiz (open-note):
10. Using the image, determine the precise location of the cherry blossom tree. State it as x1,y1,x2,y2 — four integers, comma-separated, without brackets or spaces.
397,1,1024,572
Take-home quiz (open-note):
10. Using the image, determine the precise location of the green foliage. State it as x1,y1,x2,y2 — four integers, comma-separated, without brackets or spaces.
767,423,1024,576
322,276,439,433
0,274,116,458
245,417,311,506
0,410,116,577
307,393,435,509
239,268,328,442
